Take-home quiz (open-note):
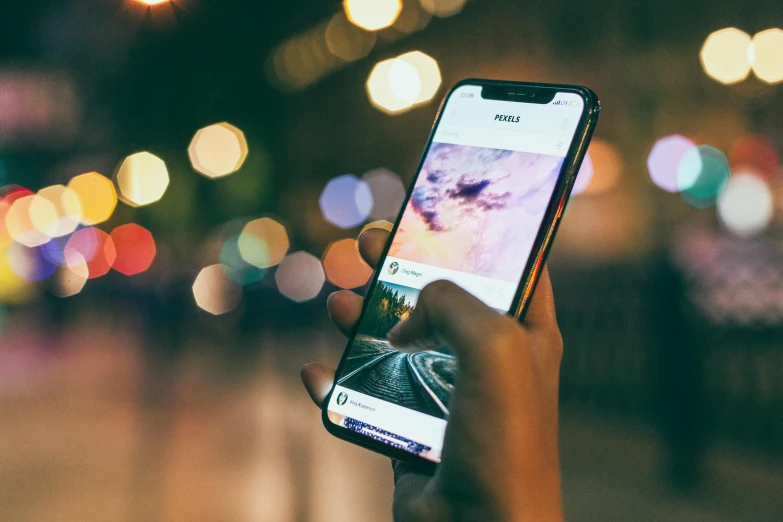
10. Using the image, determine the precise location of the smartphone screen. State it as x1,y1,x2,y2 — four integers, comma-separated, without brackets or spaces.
326,83,590,463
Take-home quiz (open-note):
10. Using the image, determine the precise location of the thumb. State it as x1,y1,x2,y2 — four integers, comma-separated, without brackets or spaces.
387,280,512,371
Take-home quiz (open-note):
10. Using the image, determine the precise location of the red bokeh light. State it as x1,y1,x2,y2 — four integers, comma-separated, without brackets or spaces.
111,224,156,276
83,228,116,279
728,135,779,178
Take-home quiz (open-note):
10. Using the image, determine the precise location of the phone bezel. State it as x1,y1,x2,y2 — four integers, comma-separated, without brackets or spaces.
321,79,600,470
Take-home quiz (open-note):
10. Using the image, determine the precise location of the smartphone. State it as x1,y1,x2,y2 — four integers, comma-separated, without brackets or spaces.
323,79,599,467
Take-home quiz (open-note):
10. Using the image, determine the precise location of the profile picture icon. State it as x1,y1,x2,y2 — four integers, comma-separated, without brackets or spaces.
388,262,399,275
336,392,348,406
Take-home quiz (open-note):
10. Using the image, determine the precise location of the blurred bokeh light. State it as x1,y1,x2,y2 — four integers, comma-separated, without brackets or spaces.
326,12,377,62
366,51,441,114
677,145,730,208
65,227,115,279
110,224,156,276
750,28,783,84
193,264,242,315
717,173,773,237
728,135,779,178
360,219,394,235
220,234,266,285
115,151,170,207
0,246,35,303
319,174,373,229
419,0,467,18
239,217,289,268
7,241,55,282
648,135,698,193
361,168,406,220
700,28,753,84
572,152,594,195
137,0,170,5
275,251,325,302
4,194,54,247
188,122,249,179
582,139,622,195
322,238,372,289
34,185,82,237
52,260,88,298
67,172,117,225
1,187,33,248
343,0,402,31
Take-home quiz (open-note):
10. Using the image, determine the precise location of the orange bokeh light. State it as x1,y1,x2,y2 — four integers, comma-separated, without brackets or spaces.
322,238,372,289
111,223,157,276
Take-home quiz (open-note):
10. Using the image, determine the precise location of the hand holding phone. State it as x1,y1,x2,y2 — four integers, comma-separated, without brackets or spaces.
302,228,565,521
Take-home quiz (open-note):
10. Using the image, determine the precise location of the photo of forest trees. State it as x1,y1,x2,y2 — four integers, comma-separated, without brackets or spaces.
358,281,417,338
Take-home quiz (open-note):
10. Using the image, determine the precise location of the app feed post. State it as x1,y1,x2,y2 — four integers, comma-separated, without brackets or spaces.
327,87,585,462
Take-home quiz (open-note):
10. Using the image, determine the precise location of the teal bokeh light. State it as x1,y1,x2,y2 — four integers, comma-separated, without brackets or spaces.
220,234,266,285
677,145,730,208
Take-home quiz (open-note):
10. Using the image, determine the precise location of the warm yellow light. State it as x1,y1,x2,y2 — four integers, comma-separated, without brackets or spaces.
420,0,467,18
239,217,289,269
188,122,249,179
138,0,169,5
34,185,82,237
700,28,753,84
751,29,783,84
326,12,377,62
583,139,623,194
52,260,89,298
116,151,170,207
67,172,117,225
4,195,53,247
192,264,242,315
0,247,35,304
344,0,402,31
366,51,441,114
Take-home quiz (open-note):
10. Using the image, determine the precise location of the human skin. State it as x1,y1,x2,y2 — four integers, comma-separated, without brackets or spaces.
302,228,565,522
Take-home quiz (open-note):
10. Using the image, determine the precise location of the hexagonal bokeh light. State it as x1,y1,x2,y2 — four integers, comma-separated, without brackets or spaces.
111,223,156,276
362,168,406,220
4,194,55,247
52,262,89,298
1,187,33,248
728,135,779,178
750,28,783,84
326,12,377,62
239,217,290,269
7,242,56,282
275,251,325,303
67,172,117,225
34,185,82,237
647,135,698,193
343,0,401,31
0,246,35,304
677,145,731,208
188,122,249,179
700,28,753,84
116,151,170,207
420,0,467,17
366,51,442,114
193,264,242,315
319,174,373,229
66,227,116,279
322,238,373,289
717,173,773,237
220,234,266,285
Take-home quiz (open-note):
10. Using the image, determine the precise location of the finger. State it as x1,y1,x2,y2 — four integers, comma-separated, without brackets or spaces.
387,280,507,367
327,291,364,337
301,363,335,407
521,265,558,333
358,228,389,268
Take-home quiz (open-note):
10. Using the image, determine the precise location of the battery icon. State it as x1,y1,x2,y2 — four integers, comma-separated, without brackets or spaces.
568,101,579,107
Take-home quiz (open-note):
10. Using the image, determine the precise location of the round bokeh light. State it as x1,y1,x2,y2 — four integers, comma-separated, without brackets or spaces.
366,51,441,114
700,28,753,84
34,185,82,238
193,264,242,315
275,251,325,303
220,234,266,285
4,194,55,247
728,135,779,179
115,151,170,207
188,122,249,179
677,145,730,208
647,135,698,193
239,217,289,268
717,173,773,237
52,261,89,298
362,168,406,220
67,172,117,225
343,0,402,31
111,223,156,276
319,174,373,229
750,28,783,84
7,242,56,282
322,238,373,289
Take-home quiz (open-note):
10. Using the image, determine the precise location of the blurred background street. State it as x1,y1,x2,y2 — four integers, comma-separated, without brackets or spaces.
1,0,782,520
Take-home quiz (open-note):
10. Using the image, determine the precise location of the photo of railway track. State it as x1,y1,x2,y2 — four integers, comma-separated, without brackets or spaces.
338,280,457,420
